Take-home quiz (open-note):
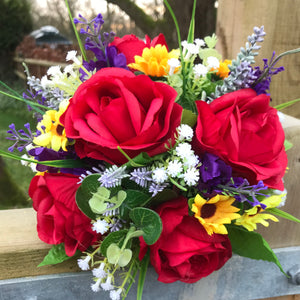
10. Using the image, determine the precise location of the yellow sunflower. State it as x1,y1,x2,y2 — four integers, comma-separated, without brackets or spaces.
128,45,180,77
33,99,73,152
235,194,285,231
191,194,240,235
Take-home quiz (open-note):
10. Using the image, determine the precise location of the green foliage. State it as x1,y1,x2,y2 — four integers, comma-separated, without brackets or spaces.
266,208,300,223
137,249,150,300
227,225,286,275
100,229,128,257
38,244,78,267
129,207,162,245
0,0,32,53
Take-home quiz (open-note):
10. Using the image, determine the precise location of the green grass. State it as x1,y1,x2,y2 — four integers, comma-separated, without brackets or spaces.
0,78,35,209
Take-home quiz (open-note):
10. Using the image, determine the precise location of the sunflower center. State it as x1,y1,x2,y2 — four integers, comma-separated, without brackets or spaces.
56,124,64,136
201,203,217,218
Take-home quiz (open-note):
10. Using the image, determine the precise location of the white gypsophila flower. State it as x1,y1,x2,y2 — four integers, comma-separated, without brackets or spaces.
177,124,194,141
21,154,29,166
193,63,208,79
101,276,114,291
183,154,199,168
91,278,102,292
92,219,110,234
167,160,183,177
110,288,123,300
184,43,199,60
92,262,107,279
40,75,51,88
64,64,75,75
168,58,181,76
175,143,193,160
29,163,37,173
183,167,199,186
77,255,91,271
66,50,81,65
206,56,220,70
47,66,62,77
195,38,205,48
152,167,168,184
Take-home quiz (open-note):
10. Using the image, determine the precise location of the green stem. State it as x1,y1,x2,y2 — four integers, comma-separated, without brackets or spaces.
64,0,87,61
117,146,143,167
169,176,187,191
0,80,23,98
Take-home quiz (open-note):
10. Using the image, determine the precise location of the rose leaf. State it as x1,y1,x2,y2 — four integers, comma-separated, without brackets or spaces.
226,224,287,276
129,207,162,245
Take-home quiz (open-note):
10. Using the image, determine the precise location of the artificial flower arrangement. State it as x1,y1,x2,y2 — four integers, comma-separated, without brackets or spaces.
1,1,300,299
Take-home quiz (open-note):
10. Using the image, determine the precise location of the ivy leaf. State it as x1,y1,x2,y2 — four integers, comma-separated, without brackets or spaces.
38,244,78,267
227,225,287,276
75,174,100,219
120,190,151,220
100,230,128,257
129,208,162,245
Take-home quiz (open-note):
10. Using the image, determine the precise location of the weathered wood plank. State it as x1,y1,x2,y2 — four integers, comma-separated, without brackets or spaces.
216,0,300,118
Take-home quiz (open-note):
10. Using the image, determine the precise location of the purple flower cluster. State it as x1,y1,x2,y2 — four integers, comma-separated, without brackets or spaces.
252,51,285,95
74,14,127,75
198,152,268,208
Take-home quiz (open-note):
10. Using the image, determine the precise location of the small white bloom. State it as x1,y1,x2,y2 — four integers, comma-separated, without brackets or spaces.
206,56,220,70
184,43,199,60
77,255,91,271
167,160,183,177
29,162,37,172
175,143,193,160
40,75,51,88
110,288,123,300
177,124,194,141
64,64,75,76
195,38,205,48
47,66,62,77
21,154,29,166
193,63,208,78
92,219,110,234
101,276,114,291
66,50,81,65
92,262,107,278
152,167,168,184
183,154,199,168
183,167,199,186
91,278,102,292
168,58,181,76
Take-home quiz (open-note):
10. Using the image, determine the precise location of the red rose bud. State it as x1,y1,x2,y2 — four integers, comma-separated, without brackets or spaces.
193,88,287,190
111,33,168,64
139,197,232,283
60,67,182,165
29,173,100,256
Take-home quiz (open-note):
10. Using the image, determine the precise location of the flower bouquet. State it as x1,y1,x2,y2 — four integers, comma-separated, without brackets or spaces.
1,1,300,299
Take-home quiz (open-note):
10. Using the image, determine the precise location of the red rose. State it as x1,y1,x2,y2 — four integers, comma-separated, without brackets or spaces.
111,33,168,64
29,173,99,256
139,197,232,283
60,67,182,165
193,89,287,190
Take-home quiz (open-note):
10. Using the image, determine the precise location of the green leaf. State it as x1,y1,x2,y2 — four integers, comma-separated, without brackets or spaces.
120,190,151,220
137,249,150,300
181,109,197,128
284,139,293,151
227,225,286,275
76,174,101,219
100,230,128,257
38,244,77,267
123,152,155,168
204,34,218,49
106,243,132,267
150,188,178,207
187,0,197,43
266,207,300,223
274,98,300,111
129,208,162,245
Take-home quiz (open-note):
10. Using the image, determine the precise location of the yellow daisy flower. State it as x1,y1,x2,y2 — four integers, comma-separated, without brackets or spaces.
216,59,232,79
191,194,240,235
33,99,72,152
235,194,285,231
128,45,180,77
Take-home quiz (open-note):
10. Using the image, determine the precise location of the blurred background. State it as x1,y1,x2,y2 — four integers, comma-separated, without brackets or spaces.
0,0,217,209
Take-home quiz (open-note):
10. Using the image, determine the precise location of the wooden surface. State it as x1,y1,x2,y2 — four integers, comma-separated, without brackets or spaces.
216,0,300,118
0,208,79,280
264,296,300,300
